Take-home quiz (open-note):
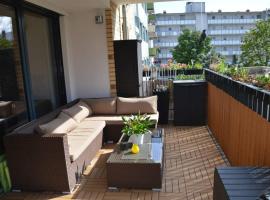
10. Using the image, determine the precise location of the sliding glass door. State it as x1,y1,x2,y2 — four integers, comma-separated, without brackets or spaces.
24,11,60,118
0,3,28,148
0,1,66,153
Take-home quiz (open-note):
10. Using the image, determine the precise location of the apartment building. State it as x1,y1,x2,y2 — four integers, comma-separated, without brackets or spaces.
122,3,150,65
154,2,270,64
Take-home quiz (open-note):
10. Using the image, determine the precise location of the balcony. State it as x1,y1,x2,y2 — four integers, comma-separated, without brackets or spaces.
208,18,258,24
1,0,270,199
155,42,178,47
208,29,248,35
157,53,172,58
211,40,242,45
3,125,227,200
156,31,180,36
156,20,196,26
217,50,241,55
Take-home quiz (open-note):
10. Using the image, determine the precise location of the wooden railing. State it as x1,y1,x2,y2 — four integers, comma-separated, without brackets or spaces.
206,69,270,166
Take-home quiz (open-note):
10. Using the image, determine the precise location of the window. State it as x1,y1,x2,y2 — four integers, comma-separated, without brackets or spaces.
223,47,227,51
240,16,244,19
257,15,261,19
241,26,244,30
223,15,227,19
135,16,140,28
24,11,63,118
0,1,66,150
212,16,215,19
168,27,172,31
0,4,28,143
223,37,227,40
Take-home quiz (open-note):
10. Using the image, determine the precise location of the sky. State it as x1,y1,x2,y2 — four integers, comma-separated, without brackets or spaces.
154,0,270,13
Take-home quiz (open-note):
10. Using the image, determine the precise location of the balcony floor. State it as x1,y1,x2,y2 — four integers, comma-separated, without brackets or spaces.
3,126,228,200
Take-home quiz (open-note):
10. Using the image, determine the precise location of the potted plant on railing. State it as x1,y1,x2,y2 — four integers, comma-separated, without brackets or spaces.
122,113,153,154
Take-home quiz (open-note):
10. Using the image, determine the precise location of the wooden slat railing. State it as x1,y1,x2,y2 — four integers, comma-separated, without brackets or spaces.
208,82,270,166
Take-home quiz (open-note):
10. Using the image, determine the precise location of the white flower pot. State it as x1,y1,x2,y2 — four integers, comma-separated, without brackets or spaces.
130,134,144,145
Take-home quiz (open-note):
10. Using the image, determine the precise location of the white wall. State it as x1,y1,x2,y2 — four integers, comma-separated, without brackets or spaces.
26,0,111,102
61,10,111,101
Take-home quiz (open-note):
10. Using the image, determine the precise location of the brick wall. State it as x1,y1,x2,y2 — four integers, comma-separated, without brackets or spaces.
12,19,25,101
105,1,124,97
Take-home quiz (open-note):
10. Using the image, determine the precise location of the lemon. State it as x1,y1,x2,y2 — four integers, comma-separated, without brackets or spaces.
131,144,140,154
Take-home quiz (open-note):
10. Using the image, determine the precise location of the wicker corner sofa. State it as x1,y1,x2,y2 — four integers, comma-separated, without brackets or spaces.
4,96,158,193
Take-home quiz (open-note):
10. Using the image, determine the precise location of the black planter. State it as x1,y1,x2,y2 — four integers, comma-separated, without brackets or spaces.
153,90,169,124
173,80,207,126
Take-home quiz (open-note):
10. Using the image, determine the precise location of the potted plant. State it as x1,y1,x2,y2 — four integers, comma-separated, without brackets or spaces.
121,113,153,145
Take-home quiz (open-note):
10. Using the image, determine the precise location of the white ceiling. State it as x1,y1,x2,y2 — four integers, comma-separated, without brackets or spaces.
113,0,178,4
26,0,180,14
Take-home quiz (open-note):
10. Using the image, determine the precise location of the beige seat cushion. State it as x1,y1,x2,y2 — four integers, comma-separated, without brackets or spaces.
67,120,106,161
84,113,159,125
36,112,78,134
62,101,92,123
117,96,157,115
83,98,116,115
0,101,13,118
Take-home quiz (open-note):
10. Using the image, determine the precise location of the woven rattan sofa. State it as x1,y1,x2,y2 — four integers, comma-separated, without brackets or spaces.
4,96,158,193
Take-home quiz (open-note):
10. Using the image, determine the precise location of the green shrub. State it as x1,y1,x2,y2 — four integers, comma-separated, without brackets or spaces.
255,74,270,89
176,74,205,80
0,38,12,49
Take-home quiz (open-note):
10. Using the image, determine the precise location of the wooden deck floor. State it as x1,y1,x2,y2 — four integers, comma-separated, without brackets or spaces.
3,126,228,200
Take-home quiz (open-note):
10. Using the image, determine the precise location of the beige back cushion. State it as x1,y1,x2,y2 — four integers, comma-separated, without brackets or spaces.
62,101,92,123
36,112,78,134
117,96,157,115
84,98,117,115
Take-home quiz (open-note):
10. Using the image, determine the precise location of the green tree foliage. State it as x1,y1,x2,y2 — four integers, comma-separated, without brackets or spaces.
172,29,212,65
0,38,12,49
240,19,270,66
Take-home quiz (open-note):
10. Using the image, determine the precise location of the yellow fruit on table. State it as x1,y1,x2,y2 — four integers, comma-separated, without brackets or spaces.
131,144,140,154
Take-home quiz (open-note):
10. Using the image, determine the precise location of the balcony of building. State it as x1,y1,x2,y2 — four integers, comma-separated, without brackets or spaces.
208,29,249,35
207,18,259,24
211,40,242,45
217,50,242,55
0,0,270,200
155,42,178,47
156,31,180,36
156,20,196,26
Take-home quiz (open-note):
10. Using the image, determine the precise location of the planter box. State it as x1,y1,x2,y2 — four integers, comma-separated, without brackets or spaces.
173,80,207,126
153,90,169,124
205,69,270,122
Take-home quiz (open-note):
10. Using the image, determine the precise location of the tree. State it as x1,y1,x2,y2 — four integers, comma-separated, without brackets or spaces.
240,19,270,66
0,37,12,49
172,29,212,65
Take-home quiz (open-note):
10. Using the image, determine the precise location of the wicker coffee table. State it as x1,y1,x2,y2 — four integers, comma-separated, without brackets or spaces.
106,128,164,190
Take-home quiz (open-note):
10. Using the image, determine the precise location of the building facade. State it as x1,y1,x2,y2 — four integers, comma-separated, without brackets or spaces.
154,2,270,64
123,3,150,65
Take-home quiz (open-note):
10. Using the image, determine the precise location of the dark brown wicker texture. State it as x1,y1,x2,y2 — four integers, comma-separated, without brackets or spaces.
4,98,158,192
